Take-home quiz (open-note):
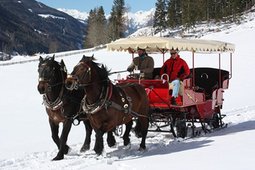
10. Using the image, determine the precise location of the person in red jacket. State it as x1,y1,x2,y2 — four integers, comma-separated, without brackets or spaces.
160,49,190,105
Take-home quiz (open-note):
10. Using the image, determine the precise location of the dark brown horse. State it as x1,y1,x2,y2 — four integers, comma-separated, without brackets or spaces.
37,56,116,160
65,55,149,155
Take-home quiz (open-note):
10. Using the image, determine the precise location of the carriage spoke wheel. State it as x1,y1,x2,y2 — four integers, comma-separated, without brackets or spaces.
114,125,125,137
211,112,221,129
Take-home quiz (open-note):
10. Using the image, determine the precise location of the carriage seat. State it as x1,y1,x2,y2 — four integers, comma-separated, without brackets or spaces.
153,67,189,96
152,67,161,79
190,67,229,99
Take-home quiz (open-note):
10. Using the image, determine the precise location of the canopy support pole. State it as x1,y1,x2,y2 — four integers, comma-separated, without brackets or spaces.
192,51,195,87
219,53,222,88
229,53,233,79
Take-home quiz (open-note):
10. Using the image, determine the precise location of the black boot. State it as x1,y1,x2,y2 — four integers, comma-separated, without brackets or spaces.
171,97,177,105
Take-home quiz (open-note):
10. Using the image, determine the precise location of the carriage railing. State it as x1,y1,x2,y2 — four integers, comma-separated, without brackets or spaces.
116,66,230,109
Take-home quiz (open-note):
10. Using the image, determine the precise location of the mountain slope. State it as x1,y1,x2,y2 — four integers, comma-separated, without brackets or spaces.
0,0,85,55
0,17,255,168
59,8,155,36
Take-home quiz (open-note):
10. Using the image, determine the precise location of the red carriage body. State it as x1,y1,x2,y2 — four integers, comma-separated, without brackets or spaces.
107,37,234,137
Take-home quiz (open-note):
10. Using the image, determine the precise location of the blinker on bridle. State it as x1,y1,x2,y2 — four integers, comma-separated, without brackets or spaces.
73,61,92,86
38,62,65,91
65,61,92,90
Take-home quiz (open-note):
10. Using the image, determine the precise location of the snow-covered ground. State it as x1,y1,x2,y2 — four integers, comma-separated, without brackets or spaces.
1,12,255,170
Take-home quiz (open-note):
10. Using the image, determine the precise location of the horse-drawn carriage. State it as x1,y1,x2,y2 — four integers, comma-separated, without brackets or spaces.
38,36,234,160
107,36,235,138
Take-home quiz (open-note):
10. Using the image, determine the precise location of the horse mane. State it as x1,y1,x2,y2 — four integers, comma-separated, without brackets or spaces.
39,55,67,77
81,55,110,80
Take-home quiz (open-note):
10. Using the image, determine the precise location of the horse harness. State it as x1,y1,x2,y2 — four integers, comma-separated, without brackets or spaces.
43,85,87,125
41,63,84,121
40,63,65,112
81,80,145,119
43,87,64,111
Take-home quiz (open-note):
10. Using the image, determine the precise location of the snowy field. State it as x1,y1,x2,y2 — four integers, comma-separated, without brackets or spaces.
1,17,255,170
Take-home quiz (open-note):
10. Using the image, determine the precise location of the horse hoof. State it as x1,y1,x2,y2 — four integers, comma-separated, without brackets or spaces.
95,151,102,156
107,141,116,148
52,155,64,161
80,145,90,152
138,146,146,152
123,143,131,150
63,145,70,155
108,143,117,148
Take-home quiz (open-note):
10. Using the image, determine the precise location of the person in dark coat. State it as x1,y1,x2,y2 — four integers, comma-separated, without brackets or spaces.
127,47,154,79
160,49,190,105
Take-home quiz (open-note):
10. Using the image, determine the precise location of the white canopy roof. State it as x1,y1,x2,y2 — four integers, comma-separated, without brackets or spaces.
106,36,235,53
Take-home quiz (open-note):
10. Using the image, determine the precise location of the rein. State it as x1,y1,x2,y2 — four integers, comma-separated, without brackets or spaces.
78,78,109,87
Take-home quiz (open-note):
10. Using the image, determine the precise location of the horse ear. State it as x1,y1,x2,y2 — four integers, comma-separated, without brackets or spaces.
60,59,65,67
60,59,67,72
52,54,55,60
91,54,95,60
39,56,43,63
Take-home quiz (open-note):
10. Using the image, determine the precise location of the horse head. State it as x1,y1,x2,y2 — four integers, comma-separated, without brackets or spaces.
66,55,109,90
37,55,67,94
66,55,150,155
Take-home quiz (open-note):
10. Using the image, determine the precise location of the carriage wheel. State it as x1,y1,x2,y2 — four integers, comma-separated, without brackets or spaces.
176,119,187,138
170,115,177,138
211,112,221,129
114,125,125,137
171,113,187,138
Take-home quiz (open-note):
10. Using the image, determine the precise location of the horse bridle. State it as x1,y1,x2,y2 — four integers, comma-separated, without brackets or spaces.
39,62,66,110
38,63,65,89
67,61,93,90
68,61,113,114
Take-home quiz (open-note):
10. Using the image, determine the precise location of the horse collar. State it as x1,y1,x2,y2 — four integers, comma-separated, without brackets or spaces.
82,81,113,114
43,84,65,111
43,95,63,111
42,66,66,111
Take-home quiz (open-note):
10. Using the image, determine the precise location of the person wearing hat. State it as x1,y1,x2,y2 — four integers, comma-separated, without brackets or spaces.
160,49,190,105
127,47,154,79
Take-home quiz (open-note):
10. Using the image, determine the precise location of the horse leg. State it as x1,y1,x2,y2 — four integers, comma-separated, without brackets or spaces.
138,117,149,150
123,121,133,146
52,119,72,161
49,119,60,149
134,119,142,138
80,120,92,152
94,129,104,155
106,130,116,147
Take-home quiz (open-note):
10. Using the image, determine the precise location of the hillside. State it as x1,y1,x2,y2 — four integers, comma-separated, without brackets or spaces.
0,12,255,169
59,8,155,36
0,0,85,55
130,5,255,38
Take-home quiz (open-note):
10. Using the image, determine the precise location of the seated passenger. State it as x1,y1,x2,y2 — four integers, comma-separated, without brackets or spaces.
160,49,190,105
127,47,154,79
